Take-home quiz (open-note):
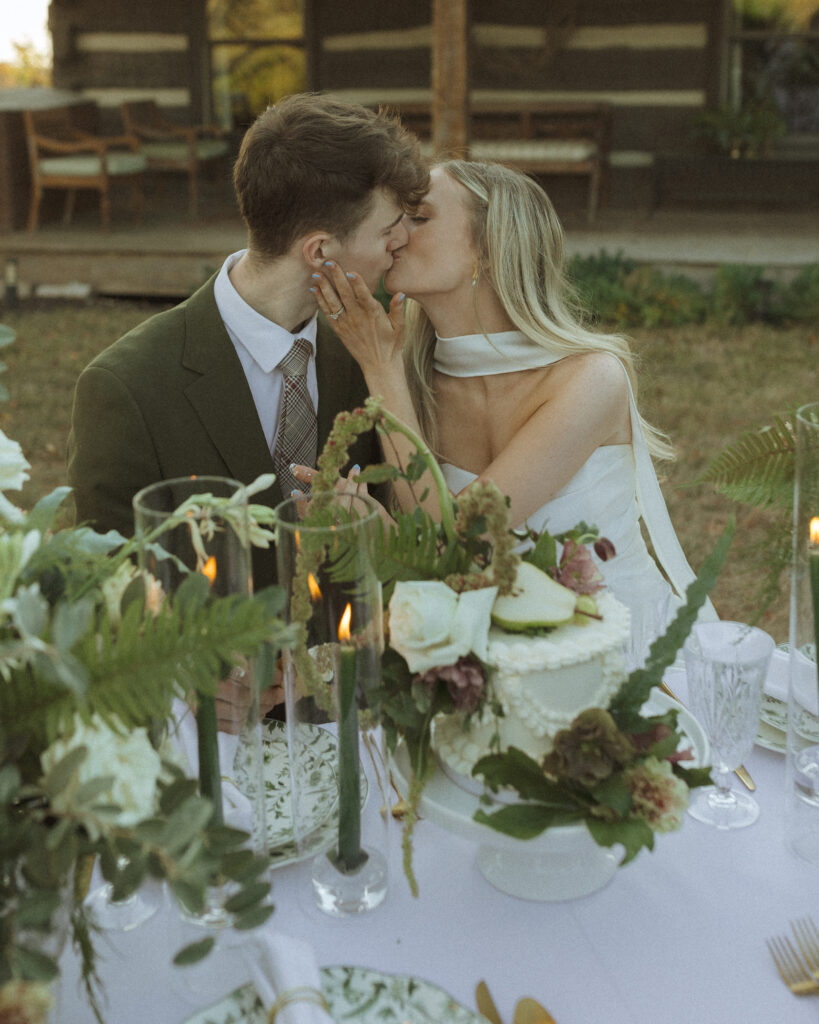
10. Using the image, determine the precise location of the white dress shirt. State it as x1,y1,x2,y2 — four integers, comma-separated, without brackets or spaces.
213,250,318,456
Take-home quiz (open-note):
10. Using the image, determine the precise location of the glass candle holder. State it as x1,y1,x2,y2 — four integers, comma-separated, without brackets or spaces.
275,492,387,916
133,476,269,925
787,402,819,865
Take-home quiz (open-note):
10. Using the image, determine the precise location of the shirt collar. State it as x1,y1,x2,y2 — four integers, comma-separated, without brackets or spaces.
214,250,318,373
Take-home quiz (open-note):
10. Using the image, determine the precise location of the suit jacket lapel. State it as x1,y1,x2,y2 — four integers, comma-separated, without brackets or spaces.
180,281,284,509
316,320,354,447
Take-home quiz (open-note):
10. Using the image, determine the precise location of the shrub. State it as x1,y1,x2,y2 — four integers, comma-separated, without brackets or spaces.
774,264,819,324
708,264,770,326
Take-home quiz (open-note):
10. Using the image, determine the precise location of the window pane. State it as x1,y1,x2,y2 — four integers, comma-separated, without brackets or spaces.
738,36,819,131
208,0,304,42
211,43,306,127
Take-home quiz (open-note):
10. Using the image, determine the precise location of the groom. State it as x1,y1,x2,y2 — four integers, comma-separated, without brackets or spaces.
67,94,428,590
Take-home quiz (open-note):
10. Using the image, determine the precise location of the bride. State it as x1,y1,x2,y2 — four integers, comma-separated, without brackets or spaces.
306,159,715,669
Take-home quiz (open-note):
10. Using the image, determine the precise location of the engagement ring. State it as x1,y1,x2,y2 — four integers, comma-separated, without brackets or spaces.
328,307,345,320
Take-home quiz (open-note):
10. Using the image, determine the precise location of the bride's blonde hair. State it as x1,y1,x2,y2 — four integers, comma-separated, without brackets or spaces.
403,159,673,461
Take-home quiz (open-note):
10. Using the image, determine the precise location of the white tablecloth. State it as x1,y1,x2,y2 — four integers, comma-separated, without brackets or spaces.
61,711,819,1024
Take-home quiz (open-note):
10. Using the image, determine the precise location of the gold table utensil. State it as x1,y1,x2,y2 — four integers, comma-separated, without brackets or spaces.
767,931,819,994
513,996,557,1024
476,981,505,1024
659,680,755,792
792,917,819,979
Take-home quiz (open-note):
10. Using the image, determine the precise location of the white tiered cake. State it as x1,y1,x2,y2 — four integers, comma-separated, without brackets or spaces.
432,590,631,786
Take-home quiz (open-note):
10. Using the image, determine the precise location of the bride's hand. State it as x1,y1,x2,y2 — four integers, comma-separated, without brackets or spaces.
309,260,406,377
291,463,394,528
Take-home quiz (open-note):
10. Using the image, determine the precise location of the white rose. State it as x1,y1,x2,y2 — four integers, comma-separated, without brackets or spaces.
41,714,162,826
388,581,498,673
0,430,31,492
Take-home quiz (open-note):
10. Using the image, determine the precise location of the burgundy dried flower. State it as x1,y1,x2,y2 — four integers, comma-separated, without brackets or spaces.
553,539,604,595
416,656,486,714
594,537,616,562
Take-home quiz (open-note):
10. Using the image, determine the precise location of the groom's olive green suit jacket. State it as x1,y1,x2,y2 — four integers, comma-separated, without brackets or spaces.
67,275,379,590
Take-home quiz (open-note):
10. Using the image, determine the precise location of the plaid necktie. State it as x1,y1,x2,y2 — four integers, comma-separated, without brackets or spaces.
272,337,317,497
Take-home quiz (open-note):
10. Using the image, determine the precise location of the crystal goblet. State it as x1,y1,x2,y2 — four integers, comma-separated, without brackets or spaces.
684,621,774,829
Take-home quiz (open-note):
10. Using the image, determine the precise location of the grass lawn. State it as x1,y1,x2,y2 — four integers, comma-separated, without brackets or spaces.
1,299,814,642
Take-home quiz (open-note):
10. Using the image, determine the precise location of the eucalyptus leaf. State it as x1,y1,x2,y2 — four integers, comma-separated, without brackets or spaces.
169,879,205,914
231,903,275,931
219,849,268,882
161,797,215,856
173,936,216,966
223,880,270,915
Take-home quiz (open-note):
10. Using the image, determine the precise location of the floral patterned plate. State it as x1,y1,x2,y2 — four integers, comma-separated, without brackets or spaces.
181,966,488,1023
233,721,368,869
756,694,787,754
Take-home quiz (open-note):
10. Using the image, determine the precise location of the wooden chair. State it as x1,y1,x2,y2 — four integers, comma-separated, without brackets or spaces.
23,107,147,232
120,101,230,217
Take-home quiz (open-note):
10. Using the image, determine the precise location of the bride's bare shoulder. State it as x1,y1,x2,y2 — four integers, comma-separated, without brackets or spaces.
545,349,627,391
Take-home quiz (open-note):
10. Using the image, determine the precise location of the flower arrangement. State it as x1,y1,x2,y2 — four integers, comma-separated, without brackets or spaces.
291,396,733,894
0,329,294,1022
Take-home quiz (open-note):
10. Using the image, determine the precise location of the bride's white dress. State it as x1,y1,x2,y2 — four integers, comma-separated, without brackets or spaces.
434,331,716,671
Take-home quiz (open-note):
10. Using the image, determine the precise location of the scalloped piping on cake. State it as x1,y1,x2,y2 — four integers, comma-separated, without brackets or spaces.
432,591,632,784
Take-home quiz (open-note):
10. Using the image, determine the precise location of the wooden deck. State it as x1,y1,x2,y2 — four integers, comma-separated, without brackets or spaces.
1,177,817,301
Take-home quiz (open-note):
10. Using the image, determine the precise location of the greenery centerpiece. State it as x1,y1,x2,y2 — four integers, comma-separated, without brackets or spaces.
286,397,732,895
0,331,295,1022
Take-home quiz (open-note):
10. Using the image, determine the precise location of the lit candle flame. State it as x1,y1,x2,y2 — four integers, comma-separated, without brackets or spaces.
811,517,819,547
308,573,322,600
202,556,217,585
338,603,352,643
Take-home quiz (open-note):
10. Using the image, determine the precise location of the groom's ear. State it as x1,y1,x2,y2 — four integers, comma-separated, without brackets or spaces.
302,231,333,269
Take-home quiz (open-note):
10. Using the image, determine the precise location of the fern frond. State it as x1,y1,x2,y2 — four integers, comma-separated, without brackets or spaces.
701,413,797,510
375,511,471,597
1,595,296,750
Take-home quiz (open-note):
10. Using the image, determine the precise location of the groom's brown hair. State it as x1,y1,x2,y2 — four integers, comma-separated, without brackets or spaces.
234,93,428,259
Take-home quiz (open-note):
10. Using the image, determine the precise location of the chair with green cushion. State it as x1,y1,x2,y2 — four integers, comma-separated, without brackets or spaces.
120,100,230,217
23,107,147,232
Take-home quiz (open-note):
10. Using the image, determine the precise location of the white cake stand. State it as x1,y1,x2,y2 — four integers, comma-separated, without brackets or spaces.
391,689,710,902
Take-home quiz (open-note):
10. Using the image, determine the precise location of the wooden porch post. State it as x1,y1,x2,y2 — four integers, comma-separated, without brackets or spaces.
431,0,469,157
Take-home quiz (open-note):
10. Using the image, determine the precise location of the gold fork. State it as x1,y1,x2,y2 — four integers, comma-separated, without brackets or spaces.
767,932,819,994
792,917,819,980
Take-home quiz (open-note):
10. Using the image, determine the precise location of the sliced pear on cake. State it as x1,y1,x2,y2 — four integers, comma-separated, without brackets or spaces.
491,561,577,632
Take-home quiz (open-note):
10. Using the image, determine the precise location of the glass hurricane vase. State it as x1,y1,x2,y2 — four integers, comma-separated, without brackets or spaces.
787,402,819,865
275,491,387,916
133,475,269,927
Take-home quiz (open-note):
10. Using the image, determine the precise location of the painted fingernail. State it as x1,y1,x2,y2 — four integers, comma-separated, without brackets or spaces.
346,272,356,279
308,286,316,293
323,260,335,268
311,273,321,279
291,488,303,497
351,464,360,474
396,292,406,302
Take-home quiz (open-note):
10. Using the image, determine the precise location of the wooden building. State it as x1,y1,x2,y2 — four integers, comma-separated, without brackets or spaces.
36,0,819,212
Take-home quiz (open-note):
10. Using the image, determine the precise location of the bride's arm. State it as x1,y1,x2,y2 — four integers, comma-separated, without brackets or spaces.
310,260,448,517
472,352,632,527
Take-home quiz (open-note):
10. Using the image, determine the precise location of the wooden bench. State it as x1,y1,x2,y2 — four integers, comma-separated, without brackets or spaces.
393,100,612,223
